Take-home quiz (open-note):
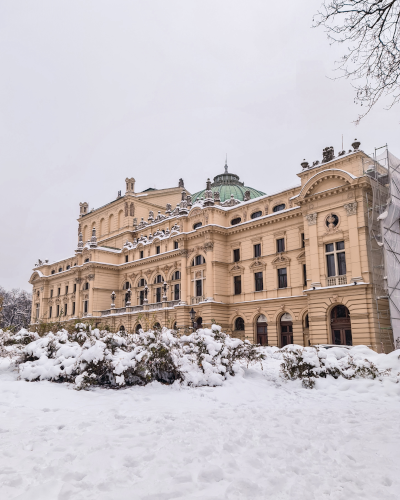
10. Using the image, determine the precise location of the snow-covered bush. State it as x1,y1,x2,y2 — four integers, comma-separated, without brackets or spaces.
280,345,400,388
0,324,264,389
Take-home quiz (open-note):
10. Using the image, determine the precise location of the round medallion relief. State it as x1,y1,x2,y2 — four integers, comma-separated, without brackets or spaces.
325,213,339,230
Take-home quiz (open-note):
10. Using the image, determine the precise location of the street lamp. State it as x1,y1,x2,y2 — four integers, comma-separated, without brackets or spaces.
190,307,196,331
111,291,116,309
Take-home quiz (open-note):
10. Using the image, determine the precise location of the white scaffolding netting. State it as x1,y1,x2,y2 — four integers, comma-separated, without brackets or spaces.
379,151,400,349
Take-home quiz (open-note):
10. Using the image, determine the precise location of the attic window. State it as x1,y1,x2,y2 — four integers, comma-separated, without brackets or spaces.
231,217,242,226
84,258,89,263
193,222,202,230
273,204,286,213
51,270,55,274
66,265,70,270
58,267,62,273
251,211,262,219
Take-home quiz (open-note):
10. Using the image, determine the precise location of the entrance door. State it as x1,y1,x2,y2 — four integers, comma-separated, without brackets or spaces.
331,305,352,345
256,314,268,345
257,324,268,345
281,322,293,346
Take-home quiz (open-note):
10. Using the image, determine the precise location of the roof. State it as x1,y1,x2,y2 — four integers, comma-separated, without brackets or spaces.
191,162,266,202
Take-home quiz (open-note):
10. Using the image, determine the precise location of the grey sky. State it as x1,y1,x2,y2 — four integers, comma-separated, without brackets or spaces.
1,0,399,291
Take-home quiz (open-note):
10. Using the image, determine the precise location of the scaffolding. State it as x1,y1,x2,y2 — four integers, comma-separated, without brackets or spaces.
363,146,400,352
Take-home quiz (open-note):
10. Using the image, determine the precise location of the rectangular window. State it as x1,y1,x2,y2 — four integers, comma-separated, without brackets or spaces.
255,272,263,291
140,290,144,305
301,233,305,248
325,241,346,277
57,288,61,296
254,243,261,258
303,264,307,286
277,238,285,253
196,280,202,297
84,300,88,313
65,285,69,295
64,304,68,316
234,275,242,295
278,268,287,288
50,289,53,298
125,255,128,263
156,246,160,255
174,283,180,301
72,302,75,315
140,250,144,259
56,305,60,316
233,249,240,262
156,287,161,303
49,306,52,318
174,241,179,249
73,283,76,293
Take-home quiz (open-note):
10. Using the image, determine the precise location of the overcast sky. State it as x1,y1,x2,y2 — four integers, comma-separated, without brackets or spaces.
1,0,399,291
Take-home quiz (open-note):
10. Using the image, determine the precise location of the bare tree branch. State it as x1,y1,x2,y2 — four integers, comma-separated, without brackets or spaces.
314,0,400,123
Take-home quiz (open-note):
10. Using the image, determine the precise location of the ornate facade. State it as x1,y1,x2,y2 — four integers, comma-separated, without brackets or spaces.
29,147,394,352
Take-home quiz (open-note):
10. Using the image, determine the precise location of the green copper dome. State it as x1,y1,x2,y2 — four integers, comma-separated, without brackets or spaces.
191,162,266,203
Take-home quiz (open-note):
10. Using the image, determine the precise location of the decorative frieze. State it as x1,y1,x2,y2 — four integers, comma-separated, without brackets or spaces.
344,202,357,216
306,213,317,226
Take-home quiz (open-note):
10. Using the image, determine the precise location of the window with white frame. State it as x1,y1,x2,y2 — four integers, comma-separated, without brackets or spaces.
325,241,346,277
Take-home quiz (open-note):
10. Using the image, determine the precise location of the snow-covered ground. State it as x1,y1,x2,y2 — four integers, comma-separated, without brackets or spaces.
1,353,400,500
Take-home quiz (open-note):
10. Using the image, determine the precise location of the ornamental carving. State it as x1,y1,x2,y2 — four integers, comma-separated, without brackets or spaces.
344,202,357,216
203,241,214,252
87,274,95,281
306,213,317,226
325,213,339,234
130,202,135,216
271,254,291,268
75,278,83,283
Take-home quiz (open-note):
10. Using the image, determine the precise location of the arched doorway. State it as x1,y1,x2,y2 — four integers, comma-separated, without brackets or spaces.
331,305,352,345
135,324,142,333
256,314,268,345
196,317,203,329
119,325,125,333
280,313,293,347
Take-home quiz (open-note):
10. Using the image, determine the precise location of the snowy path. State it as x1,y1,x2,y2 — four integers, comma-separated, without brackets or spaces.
0,362,399,500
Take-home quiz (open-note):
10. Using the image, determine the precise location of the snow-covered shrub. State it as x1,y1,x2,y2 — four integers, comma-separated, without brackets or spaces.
280,345,399,388
1,324,264,389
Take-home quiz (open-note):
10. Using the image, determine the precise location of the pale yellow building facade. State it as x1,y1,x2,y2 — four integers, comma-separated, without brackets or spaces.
29,146,394,352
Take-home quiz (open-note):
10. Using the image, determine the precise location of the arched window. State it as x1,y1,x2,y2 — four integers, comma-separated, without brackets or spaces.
58,267,63,273
231,217,242,225
51,270,55,274
108,214,114,233
192,255,205,266
235,317,245,331
273,204,286,213
100,218,105,236
84,258,89,263
124,282,131,290
305,314,309,328
251,211,262,219
154,274,163,284
138,278,147,287
193,222,202,230
66,265,70,270
135,324,142,333
173,271,181,280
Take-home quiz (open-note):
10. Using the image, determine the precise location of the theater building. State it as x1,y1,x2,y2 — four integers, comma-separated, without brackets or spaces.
29,142,394,352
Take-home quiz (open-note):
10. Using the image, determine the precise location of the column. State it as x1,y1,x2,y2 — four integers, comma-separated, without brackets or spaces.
205,249,214,301
180,252,188,304
306,213,322,288
344,202,362,281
